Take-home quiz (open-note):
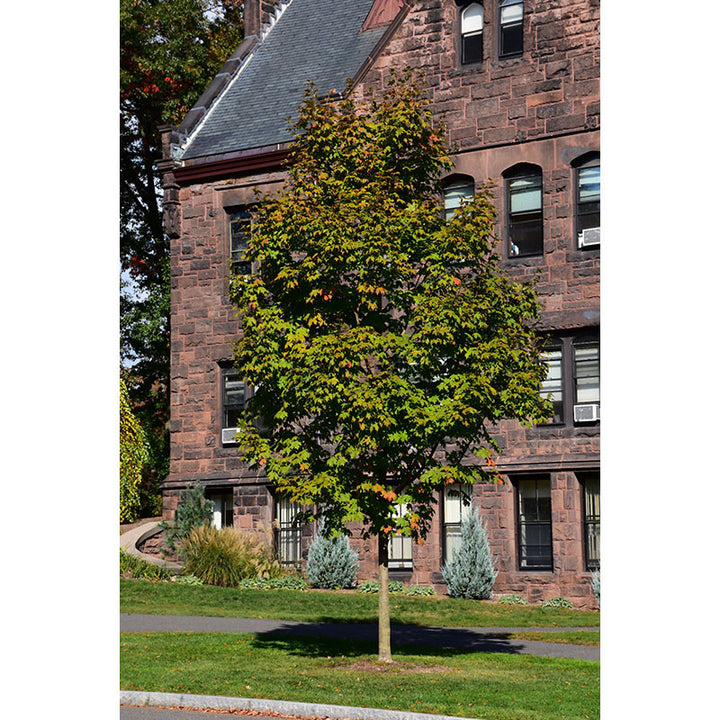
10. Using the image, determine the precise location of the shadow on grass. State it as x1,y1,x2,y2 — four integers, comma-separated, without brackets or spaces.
252,622,522,658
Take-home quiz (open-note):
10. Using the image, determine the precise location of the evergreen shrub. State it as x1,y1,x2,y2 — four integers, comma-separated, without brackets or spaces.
306,525,359,589
591,570,600,607
442,505,497,599
159,484,214,556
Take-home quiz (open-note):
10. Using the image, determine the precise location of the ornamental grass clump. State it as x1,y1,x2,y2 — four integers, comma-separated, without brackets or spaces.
442,505,497,599
181,525,282,587
306,524,359,589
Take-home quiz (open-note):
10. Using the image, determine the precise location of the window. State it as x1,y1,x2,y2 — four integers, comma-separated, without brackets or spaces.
229,208,252,274
221,368,246,445
275,497,302,565
505,166,543,257
461,3,484,64
443,178,475,220
499,0,523,57
206,488,234,529
539,344,564,424
516,477,553,570
537,332,599,426
443,485,473,563
388,504,412,570
580,474,600,571
575,154,600,247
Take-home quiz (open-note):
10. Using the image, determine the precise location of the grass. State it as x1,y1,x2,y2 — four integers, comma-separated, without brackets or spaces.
507,630,600,647
120,578,599,628
120,632,599,720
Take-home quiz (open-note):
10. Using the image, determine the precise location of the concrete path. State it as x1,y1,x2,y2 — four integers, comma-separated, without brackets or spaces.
120,613,599,661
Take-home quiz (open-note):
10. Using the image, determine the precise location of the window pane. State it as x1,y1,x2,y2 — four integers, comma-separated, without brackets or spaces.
509,175,542,213
276,498,302,565
518,478,552,569
444,182,474,219
574,343,600,404
443,485,472,524
509,213,543,256
500,23,523,56
461,4,484,34
578,166,600,204
230,210,251,275
540,349,563,423
223,373,245,427
445,526,462,564
500,2,523,26
462,32,483,64
583,477,600,569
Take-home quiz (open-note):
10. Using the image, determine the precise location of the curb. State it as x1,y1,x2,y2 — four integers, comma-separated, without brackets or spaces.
119,691,485,720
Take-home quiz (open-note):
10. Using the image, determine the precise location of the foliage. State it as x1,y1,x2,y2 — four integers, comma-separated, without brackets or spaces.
403,584,437,597
120,0,244,493
181,525,284,587
357,580,404,595
159,484,214,555
173,574,204,586
540,596,574,609
120,379,150,523
306,523,359,589
442,505,497,599
238,576,309,591
590,570,600,606
120,549,172,581
498,594,528,605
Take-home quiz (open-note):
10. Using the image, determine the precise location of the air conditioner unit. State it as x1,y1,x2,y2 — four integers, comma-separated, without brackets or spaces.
221,427,239,445
574,404,600,423
578,227,600,248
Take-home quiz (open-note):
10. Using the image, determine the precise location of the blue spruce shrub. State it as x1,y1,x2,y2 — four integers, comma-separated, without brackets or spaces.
306,524,359,589
442,506,497,599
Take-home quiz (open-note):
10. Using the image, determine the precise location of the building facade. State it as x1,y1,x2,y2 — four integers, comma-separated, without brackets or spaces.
159,0,600,607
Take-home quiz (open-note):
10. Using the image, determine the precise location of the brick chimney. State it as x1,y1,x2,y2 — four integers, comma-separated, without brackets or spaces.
244,0,287,38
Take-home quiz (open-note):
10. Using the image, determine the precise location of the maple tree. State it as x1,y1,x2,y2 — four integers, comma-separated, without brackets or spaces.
120,0,244,507
229,74,551,662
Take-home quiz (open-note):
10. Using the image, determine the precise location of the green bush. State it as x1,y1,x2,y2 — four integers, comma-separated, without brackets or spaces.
498,594,528,605
306,525,359,589
442,506,497,599
540,596,574,609
357,580,404,594
120,379,149,523
403,584,436,597
238,576,309,590
159,484,214,556
120,549,172,581
181,525,283,587
590,570,600,607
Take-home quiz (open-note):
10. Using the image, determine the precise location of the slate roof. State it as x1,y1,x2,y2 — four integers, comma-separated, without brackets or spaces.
180,0,390,161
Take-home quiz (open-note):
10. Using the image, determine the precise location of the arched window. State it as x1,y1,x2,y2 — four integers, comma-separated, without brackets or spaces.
504,164,543,257
573,153,600,248
499,0,524,58
461,3,484,64
442,176,475,220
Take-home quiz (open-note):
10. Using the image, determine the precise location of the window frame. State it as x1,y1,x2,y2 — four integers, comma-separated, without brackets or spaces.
515,475,553,571
221,366,247,445
498,0,524,58
274,496,303,566
460,3,485,65
228,207,253,275
206,487,234,529
388,504,413,570
442,175,475,220
504,165,544,258
579,473,600,571
574,153,601,248
442,484,474,565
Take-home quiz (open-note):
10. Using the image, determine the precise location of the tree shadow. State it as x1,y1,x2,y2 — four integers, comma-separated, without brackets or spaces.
251,622,522,659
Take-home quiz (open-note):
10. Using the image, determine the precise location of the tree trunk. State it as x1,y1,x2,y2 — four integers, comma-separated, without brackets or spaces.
377,532,392,663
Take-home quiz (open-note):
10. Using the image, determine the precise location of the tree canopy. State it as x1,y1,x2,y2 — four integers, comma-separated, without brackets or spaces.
120,0,244,506
228,74,550,660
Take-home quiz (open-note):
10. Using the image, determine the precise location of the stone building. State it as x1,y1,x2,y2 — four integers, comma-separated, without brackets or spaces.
158,0,600,607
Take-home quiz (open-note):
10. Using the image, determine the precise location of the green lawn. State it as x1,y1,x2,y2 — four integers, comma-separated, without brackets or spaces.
120,632,599,720
120,579,600,628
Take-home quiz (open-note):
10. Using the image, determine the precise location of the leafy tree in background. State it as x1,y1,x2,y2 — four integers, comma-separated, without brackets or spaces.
228,74,551,662
120,378,149,523
120,0,244,509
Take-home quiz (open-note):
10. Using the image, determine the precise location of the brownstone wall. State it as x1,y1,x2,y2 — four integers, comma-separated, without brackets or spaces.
162,0,600,607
